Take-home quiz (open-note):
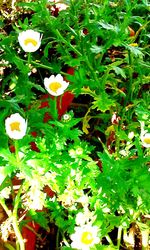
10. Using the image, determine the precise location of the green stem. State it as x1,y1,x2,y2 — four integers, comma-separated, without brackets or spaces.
27,53,31,68
127,50,133,102
0,198,12,216
55,29,82,57
56,228,59,250
9,179,15,201
62,233,70,248
21,58,69,76
4,242,16,250
53,96,58,120
85,56,98,82
14,140,20,163
117,226,122,249
115,125,120,158
105,234,114,246
31,60,52,71
12,184,25,250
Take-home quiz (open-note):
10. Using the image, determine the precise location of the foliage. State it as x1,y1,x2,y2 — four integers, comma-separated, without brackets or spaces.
0,0,150,249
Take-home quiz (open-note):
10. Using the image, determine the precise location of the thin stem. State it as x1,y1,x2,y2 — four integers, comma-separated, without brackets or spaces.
117,226,122,249
9,179,15,201
85,55,99,82
62,233,70,248
4,242,16,250
53,96,58,120
21,58,69,76
127,50,133,102
105,234,114,246
31,60,53,71
14,140,20,163
27,53,31,68
55,29,82,57
12,184,25,250
56,228,59,250
0,199,12,216
115,125,120,158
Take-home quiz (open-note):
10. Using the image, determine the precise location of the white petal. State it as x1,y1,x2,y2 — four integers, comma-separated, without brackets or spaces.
55,74,63,82
49,75,55,82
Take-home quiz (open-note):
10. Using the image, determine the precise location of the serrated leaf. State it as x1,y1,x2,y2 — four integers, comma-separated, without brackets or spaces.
92,93,114,112
98,21,118,32
28,210,49,229
90,45,104,54
82,115,91,134
113,66,126,79
126,44,143,57
81,86,97,98
65,58,81,67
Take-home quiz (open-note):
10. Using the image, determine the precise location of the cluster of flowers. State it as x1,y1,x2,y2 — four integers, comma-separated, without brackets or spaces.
3,27,150,250
5,29,150,148
5,29,69,140
70,208,100,250
4,29,101,249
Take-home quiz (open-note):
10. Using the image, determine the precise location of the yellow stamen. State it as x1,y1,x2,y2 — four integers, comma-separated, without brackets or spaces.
143,137,150,144
24,38,37,47
81,232,93,245
49,82,62,93
10,122,20,132
129,43,138,47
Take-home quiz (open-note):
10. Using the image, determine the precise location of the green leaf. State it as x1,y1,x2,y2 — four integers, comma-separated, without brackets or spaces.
113,66,126,79
126,44,144,57
90,45,104,54
28,210,49,230
92,92,114,112
98,21,119,32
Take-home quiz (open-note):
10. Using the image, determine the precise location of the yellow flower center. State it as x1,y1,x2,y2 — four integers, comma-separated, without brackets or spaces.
10,122,21,132
24,38,38,47
143,137,150,144
81,231,94,245
49,82,62,93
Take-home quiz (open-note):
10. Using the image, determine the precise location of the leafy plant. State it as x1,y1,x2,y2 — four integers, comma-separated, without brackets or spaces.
0,0,150,249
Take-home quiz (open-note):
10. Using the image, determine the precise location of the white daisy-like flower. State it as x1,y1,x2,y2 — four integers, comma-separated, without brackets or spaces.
48,0,68,11
44,74,69,96
18,30,42,52
5,113,27,140
70,224,100,250
141,133,150,148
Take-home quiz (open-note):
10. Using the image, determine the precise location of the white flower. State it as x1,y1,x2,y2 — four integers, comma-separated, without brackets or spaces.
128,131,134,140
22,188,46,211
18,30,42,52
0,217,13,242
55,3,68,11
76,210,96,226
0,187,11,199
5,113,27,140
70,225,100,250
44,74,69,96
62,113,71,122
48,0,68,11
141,133,150,148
